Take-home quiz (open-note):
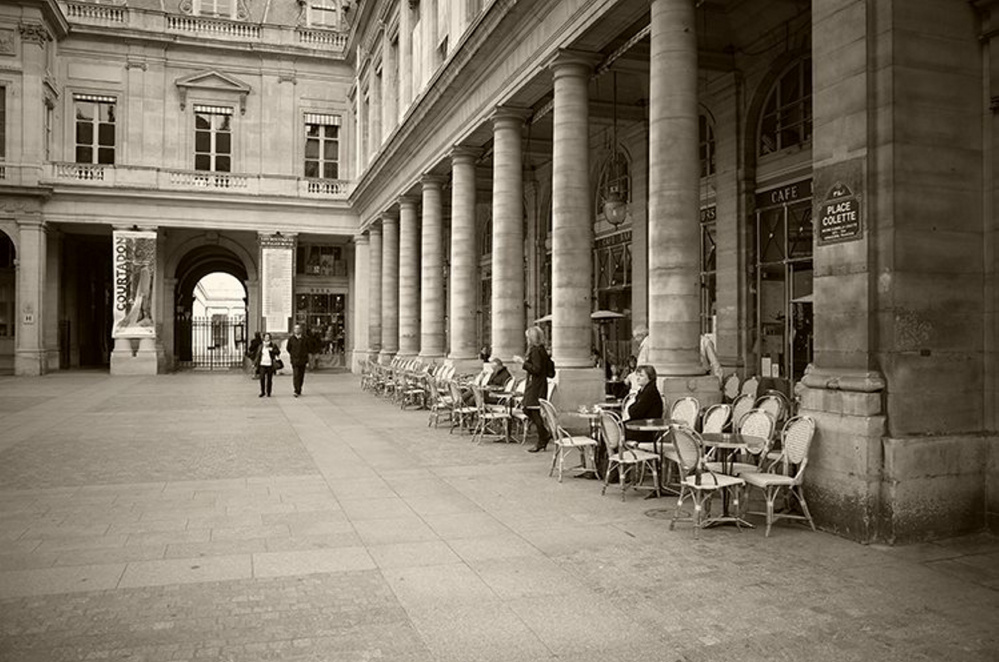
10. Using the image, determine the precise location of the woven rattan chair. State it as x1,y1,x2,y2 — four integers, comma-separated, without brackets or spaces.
704,408,774,476
539,399,597,483
722,373,741,402
730,393,755,430
701,403,731,434
668,426,745,539
598,410,660,501
426,377,453,428
448,380,477,433
740,375,759,398
670,396,700,429
755,391,789,425
741,415,817,537
471,385,511,444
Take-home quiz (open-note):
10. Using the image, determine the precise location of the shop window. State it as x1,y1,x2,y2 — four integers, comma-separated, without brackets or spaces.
297,244,347,277
74,94,116,165
308,0,341,28
295,293,346,356
593,232,632,366
699,113,716,178
758,58,812,157
0,86,5,160
194,105,232,172
304,114,340,180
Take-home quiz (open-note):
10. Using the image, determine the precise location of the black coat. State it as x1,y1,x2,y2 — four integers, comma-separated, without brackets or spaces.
487,366,512,388
628,381,664,421
253,343,281,369
286,335,310,366
522,345,553,408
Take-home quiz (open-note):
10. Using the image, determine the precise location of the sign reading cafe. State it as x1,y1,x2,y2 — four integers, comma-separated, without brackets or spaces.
818,183,862,245
112,229,157,337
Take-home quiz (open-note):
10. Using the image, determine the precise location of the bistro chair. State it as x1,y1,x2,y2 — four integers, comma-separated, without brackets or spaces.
730,393,755,430
425,378,453,429
740,375,760,399
704,408,775,477
470,385,511,444
670,396,700,429
598,410,660,501
722,373,741,402
741,415,817,537
539,399,598,483
668,426,745,539
620,392,637,421
701,403,732,434
448,380,477,433
755,390,790,426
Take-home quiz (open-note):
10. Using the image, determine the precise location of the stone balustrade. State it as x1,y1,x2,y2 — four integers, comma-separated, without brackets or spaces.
65,2,127,24
166,14,261,40
40,163,351,199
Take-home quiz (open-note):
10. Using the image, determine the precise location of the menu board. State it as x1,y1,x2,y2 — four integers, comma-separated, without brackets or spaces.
262,246,293,333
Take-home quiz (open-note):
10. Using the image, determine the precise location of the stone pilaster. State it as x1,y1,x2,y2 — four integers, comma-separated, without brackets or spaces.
368,222,383,358
448,147,481,370
355,80,365,176
420,176,446,360
399,2,413,118
14,219,47,376
397,196,421,358
648,0,717,404
351,232,371,372
43,226,62,371
549,51,603,409
490,108,528,362
379,212,400,364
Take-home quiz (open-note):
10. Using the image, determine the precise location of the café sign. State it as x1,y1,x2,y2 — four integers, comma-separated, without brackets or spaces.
818,183,862,245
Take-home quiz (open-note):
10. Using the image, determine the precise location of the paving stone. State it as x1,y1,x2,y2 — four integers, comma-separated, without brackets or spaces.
0,372,996,662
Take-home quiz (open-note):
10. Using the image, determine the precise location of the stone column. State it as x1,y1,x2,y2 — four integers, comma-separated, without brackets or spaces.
548,51,603,408
14,219,47,376
490,108,528,362
648,0,716,403
397,196,421,357
420,175,446,359
381,31,397,138
351,232,371,372
448,147,481,370
368,222,383,359
379,212,400,363
354,83,365,176
399,2,413,117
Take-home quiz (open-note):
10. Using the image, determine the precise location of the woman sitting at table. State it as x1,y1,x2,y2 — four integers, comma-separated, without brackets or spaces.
625,365,664,443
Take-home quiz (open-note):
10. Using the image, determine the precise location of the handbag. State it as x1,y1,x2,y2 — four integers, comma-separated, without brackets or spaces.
274,358,284,371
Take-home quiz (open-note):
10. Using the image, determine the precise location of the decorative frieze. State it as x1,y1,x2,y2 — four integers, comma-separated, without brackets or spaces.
18,23,51,46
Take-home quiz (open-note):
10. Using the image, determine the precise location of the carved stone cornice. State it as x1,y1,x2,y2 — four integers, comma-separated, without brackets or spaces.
18,22,51,46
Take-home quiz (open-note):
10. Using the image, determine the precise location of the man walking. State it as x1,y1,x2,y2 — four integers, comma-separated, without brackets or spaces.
286,323,310,397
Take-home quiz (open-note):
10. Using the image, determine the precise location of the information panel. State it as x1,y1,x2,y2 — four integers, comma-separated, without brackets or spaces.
112,229,157,338
262,246,294,333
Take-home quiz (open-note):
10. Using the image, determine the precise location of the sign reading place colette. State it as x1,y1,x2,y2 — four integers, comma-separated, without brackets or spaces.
818,183,862,244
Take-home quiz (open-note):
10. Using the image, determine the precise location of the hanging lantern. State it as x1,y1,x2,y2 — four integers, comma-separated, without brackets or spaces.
603,70,627,227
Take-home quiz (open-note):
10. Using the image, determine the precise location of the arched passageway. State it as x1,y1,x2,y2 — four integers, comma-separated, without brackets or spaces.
174,245,249,370
0,232,15,374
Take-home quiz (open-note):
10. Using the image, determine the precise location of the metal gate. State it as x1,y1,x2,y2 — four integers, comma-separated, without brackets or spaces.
184,316,246,370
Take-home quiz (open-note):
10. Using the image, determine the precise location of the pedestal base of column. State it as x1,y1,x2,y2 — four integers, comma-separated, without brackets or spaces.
396,351,419,360
351,350,371,373
418,352,444,364
378,350,397,365
446,357,485,377
658,374,722,409
110,337,159,376
14,349,48,376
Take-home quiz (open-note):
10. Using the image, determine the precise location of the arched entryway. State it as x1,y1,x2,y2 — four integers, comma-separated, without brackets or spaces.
174,244,249,370
0,231,15,374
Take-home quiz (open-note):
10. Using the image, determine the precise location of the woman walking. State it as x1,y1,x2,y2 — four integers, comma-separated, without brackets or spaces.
254,333,281,397
514,325,556,453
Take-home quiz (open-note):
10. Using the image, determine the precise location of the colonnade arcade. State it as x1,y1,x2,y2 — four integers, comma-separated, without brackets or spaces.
353,0,720,410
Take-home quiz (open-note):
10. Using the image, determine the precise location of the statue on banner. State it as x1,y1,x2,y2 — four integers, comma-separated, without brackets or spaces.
113,230,156,337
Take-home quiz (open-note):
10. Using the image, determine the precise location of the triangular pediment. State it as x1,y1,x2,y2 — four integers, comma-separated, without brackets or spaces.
175,70,252,94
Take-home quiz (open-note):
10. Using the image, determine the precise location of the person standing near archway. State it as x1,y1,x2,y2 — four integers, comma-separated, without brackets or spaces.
286,323,310,397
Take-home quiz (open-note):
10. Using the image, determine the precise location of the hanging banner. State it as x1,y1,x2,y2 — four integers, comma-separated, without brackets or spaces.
262,243,294,333
112,229,157,338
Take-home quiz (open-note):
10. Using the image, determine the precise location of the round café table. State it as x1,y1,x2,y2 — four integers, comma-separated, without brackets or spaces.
699,432,767,528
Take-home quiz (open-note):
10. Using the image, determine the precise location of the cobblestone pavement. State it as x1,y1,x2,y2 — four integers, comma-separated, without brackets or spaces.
0,372,996,662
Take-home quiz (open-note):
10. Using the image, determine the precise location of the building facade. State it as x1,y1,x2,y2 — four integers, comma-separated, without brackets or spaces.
1,0,997,543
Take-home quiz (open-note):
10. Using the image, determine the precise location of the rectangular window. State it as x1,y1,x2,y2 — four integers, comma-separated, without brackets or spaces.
74,94,116,165
44,102,53,161
304,114,340,179
194,105,233,172
196,0,234,18
309,0,339,27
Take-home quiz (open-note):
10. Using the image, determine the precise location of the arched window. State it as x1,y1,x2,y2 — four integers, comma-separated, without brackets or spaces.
758,57,812,157
699,113,716,178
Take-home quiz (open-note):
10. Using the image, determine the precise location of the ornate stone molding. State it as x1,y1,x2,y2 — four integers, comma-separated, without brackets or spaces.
0,29,15,56
126,58,147,71
175,69,252,115
18,23,51,46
